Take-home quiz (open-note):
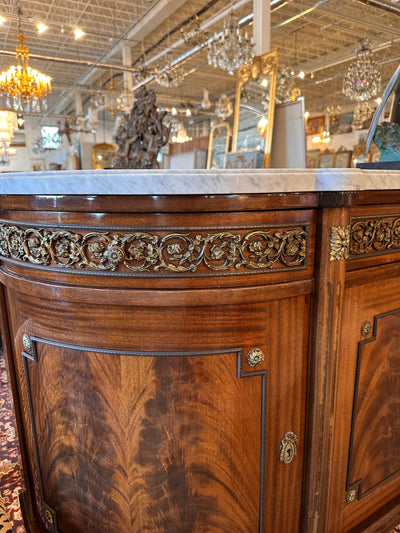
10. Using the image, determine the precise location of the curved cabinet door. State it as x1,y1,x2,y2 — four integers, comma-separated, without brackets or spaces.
6,281,310,532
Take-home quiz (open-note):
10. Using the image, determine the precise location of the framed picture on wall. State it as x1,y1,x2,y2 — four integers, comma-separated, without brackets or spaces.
318,150,335,168
306,116,325,136
334,150,352,168
306,149,320,168
30,158,46,172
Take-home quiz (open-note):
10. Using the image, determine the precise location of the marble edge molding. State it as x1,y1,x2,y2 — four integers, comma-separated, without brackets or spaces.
0,168,399,195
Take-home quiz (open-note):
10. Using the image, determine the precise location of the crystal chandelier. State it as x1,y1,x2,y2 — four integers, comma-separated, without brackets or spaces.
0,7,51,113
0,110,18,143
352,101,374,130
181,16,209,47
0,109,17,165
343,40,381,102
214,94,233,120
0,142,13,166
207,12,254,75
117,87,135,113
103,80,121,117
97,80,134,116
133,64,154,84
155,65,183,88
312,130,331,147
326,104,342,133
275,67,295,104
171,122,192,143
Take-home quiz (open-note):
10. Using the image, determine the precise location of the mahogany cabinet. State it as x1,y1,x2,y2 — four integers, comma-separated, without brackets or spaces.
1,187,400,532
0,192,315,532
311,198,400,533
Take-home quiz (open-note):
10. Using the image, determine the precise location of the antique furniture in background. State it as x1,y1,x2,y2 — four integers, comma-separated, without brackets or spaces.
232,50,278,167
1,169,400,532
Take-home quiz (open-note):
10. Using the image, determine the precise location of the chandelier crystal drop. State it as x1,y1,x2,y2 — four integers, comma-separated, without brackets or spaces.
207,12,254,76
343,40,381,102
0,7,51,113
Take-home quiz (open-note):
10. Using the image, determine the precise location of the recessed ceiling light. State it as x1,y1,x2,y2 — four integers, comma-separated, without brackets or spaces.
0,16,5,24
37,23,48,33
74,28,84,39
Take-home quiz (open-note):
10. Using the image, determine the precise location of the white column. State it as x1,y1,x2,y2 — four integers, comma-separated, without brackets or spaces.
122,45,133,91
74,92,85,169
253,0,270,56
75,91,83,118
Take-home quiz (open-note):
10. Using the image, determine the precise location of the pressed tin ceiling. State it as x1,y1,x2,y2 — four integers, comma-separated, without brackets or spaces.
0,0,400,117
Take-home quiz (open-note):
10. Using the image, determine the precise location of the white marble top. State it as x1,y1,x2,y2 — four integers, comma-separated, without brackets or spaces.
0,168,400,195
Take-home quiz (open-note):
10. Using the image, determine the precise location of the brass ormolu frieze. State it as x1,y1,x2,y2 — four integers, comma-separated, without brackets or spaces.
0,223,309,274
349,215,400,258
330,225,350,261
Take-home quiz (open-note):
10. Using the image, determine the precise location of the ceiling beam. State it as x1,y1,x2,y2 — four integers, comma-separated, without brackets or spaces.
49,0,189,115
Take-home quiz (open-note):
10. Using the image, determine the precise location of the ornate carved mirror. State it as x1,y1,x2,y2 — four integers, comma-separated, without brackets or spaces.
92,143,116,169
232,50,278,167
207,122,231,169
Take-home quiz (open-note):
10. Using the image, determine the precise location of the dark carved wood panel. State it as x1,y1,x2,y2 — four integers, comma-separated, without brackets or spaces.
22,342,264,532
347,309,400,498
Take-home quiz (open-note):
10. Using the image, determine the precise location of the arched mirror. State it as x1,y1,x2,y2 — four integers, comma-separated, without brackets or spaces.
207,122,231,169
232,50,278,168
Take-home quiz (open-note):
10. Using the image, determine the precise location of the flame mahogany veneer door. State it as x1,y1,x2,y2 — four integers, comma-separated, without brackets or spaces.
5,283,310,533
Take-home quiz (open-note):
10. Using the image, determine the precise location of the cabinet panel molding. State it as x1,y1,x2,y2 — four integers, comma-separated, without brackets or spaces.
347,308,400,500
19,331,270,532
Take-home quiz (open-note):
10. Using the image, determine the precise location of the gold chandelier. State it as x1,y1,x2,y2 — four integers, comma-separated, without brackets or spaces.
0,7,51,113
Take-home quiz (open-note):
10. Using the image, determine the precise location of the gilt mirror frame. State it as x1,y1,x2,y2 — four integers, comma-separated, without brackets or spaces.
207,122,231,169
92,143,117,170
232,49,278,168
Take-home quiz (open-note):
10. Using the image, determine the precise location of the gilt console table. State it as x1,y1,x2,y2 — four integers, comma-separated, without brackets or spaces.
1,168,400,532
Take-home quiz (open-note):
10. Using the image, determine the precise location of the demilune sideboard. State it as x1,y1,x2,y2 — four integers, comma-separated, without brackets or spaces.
0,168,400,532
